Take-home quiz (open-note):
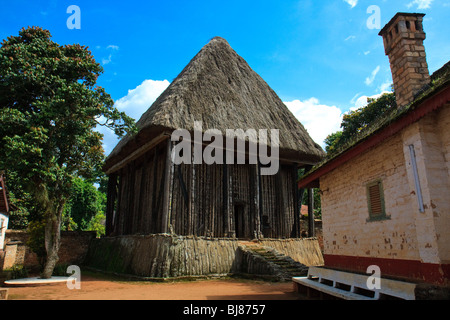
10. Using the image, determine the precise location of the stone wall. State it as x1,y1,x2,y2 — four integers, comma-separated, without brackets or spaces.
83,234,324,279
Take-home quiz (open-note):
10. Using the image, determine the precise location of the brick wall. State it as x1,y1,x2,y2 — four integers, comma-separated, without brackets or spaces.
380,13,430,108
1,230,96,271
319,105,450,283
404,105,450,263
320,131,419,261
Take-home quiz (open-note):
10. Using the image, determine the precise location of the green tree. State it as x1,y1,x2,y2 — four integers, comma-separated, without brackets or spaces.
64,177,104,230
86,211,106,238
324,131,343,154
26,220,47,268
301,188,322,219
325,92,396,154
62,177,106,237
0,27,136,278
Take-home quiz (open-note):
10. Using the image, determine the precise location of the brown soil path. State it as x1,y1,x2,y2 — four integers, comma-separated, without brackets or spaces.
5,273,303,300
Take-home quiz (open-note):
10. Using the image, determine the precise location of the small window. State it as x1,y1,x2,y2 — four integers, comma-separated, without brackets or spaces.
415,20,422,32
366,180,390,222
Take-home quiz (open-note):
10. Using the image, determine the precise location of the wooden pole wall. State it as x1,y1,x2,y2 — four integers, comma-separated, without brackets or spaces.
105,173,118,236
253,163,261,239
162,138,173,234
108,142,302,239
291,165,300,238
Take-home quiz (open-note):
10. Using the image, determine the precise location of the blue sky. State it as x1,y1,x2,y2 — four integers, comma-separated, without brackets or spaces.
1,0,449,153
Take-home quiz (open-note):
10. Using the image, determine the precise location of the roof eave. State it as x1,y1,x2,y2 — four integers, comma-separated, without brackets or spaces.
298,83,450,189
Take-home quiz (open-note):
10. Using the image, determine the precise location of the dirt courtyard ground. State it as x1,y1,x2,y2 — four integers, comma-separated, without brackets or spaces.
4,271,304,300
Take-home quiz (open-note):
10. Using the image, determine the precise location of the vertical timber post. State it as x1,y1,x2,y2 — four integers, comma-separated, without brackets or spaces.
114,173,123,235
223,160,229,237
291,165,300,238
253,163,262,239
227,165,234,238
190,147,196,235
162,138,173,234
167,140,175,234
105,173,117,236
308,188,315,237
258,162,264,238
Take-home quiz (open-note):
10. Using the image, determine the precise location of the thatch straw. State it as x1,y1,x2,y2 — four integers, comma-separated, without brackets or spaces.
105,37,324,171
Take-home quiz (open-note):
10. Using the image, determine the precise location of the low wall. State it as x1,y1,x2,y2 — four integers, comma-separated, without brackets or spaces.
84,234,324,279
1,230,96,270
259,238,324,266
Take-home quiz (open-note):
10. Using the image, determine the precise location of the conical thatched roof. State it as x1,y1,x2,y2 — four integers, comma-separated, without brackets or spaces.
104,37,324,171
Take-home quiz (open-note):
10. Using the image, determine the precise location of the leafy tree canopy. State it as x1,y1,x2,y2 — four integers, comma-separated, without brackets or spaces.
63,176,106,232
0,26,136,277
325,92,396,154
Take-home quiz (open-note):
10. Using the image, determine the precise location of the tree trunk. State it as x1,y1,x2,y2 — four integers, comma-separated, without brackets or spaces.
40,200,65,279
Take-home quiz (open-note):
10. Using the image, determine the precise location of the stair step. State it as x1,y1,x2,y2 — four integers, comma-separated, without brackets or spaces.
239,243,308,280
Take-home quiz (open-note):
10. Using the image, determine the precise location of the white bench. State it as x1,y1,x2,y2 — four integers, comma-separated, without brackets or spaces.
293,267,417,300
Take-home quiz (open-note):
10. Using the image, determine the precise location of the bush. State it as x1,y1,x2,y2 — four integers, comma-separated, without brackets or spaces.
52,263,70,276
26,220,47,269
5,265,29,280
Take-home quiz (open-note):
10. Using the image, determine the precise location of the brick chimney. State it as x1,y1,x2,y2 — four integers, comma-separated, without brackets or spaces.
379,13,430,108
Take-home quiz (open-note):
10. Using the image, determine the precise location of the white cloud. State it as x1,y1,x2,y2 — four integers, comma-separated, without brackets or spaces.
343,0,358,8
102,54,112,65
101,45,120,65
345,35,356,41
284,98,343,148
114,79,170,121
407,0,434,9
97,79,170,155
351,95,376,111
350,88,392,112
378,80,392,93
350,93,363,105
365,65,380,86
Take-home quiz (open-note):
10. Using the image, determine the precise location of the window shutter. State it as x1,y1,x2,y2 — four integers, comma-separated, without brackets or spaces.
366,180,387,221
368,183,383,216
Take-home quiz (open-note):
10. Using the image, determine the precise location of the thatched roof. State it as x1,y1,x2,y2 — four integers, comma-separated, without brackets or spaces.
105,37,325,172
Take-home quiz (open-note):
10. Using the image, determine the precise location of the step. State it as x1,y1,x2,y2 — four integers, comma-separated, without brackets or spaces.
239,244,308,280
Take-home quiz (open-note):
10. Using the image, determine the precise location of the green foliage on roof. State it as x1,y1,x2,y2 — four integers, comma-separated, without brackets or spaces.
302,60,450,182
325,92,397,155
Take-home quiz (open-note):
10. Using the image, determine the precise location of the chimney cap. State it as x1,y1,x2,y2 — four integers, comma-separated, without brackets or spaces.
379,12,425,37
